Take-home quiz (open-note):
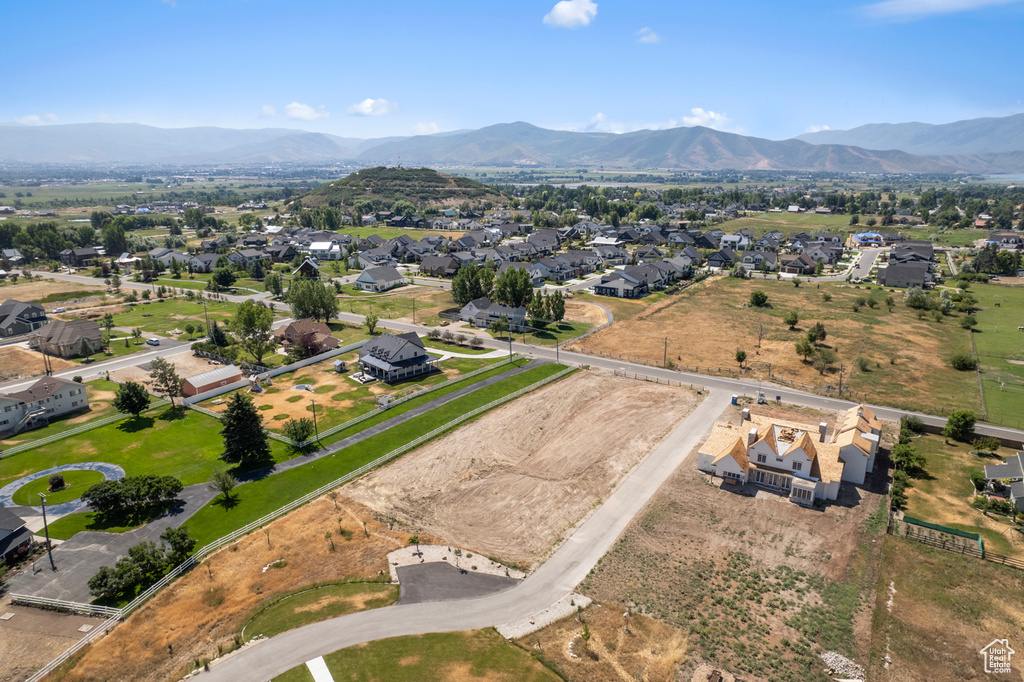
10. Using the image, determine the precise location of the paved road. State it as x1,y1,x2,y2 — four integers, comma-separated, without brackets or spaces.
395,563,520,605
849,248,882,280
200,390,731,681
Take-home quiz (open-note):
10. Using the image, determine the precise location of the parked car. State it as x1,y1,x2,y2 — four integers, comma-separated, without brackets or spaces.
53,307,66,313
146,338,160,346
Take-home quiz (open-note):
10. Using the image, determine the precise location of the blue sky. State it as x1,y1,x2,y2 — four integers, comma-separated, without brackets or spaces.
5,0,1024,140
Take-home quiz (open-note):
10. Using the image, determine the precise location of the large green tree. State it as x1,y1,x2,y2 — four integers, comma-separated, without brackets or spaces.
112,380,150,418
288,278,339,322
149,357,185,407
220,393,271,464
492,266,534,308
941,409,976,442
231,300,275,365
451,264,494,306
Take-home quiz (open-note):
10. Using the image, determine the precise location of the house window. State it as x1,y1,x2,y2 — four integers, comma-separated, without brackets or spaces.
72,401,78,407
792,487,813,501
792,462,803,471
756,454,767,463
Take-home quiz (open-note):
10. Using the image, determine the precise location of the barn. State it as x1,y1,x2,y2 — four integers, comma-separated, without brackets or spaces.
183,365,243,397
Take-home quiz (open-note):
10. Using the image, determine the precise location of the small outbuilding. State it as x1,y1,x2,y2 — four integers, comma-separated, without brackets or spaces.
183,365,243,397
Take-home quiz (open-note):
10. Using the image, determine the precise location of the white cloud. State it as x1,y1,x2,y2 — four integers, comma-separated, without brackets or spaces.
804,124,831,133
564,109,742,135
17,113,58,125
160,0,177,7
543,0,597,28
346,98,397,117
412,122,441,135
260,105,276,118
861,0,1022,20
284,102,330,121
679,107,735,131
636,27,660,43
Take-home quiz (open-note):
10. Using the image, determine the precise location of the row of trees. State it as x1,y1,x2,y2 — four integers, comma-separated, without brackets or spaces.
81,475,183,517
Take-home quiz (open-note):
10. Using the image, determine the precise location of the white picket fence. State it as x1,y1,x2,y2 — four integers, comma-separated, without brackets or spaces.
17,363,574,682
0,399,170,459
8,594,121,618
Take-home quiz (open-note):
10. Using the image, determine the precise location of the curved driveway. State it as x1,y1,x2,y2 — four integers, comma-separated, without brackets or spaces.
201,391,730,681
0,463,125,515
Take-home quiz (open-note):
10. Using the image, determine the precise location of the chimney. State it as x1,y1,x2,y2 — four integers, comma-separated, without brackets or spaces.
741,408,750,422
748,427,758,447
819,422,828,443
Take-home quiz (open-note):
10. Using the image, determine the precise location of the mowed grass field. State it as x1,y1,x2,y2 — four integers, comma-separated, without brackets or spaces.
969,282,1024,429
338,286,454,327
575,276,982,417
272,629,559,682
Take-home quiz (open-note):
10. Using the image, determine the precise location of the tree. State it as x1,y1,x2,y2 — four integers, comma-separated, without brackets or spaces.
549,290,566,322
149,357,185,406
813,348,838,375
364,311,379,335
807,322,827,344
112,380,151,418
49,473,65,490
265,272,283,297
231,300,275,365
102,223,127,256
220,393,270,464
208,469,238,503
282,417,315,444
941,409,976,442
82,475,183,516
729,263,747,279
960,314,978,331
903,286,928,309
890,443,926,472
813,259,825,276
528,293,548,328
749,290,768,307
492,266,534,308
795,338,815,362
735,349,747,367
102,313,115,335
489,315,510,338
784,311,799,329
184,323,195,339
249,259,265,281
131,327,142,344
208,320,229,346
160,525,196,564
949,351,977,371
288,278,339,322
211,267,236,291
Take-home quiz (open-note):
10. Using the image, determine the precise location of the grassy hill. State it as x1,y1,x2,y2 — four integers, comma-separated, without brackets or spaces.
297,166,505,209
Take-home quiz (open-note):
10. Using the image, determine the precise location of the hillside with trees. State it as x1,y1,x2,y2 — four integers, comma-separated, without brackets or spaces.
296,167,505,210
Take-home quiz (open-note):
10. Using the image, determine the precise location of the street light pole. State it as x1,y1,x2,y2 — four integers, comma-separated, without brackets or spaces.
202,299,211,338
39,493,55,570
310,397,320,445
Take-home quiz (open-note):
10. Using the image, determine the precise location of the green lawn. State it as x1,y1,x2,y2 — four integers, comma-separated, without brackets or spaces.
523,320,593,346
11,470,106,506
337,287,454,322
272,629,559,682
186,363,569,547
574,292,653,321
45,508,155,540
244,582,397,640
423,339,494,355
965,282,1024,428
108,298,238,337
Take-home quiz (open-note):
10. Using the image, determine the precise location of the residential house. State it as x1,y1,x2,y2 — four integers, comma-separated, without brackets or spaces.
753,236,780,252
265,244,298,263
982,453,1023,511
0,376,90,436
706,249,737,270
1,248,24,264
240,235,266,248
200,238,228,252
191,253,221,273
593,272,648,298
0,300,47,337
498,261,545,286
354,266,405,293
878,262,930,288
292,258,321,279
228,249,269,269
635,245,664,263
741,251,778,271
59,248,99,267
779,253,816,275
0,508,33,563
527,229,560,255
419,255,460,278
985,231,1024,249
357,246,398,269
308,241,344,261
149,248,191,268
274,319,340,354
459,298,528,331
692,232,720,250
358,332,440,383
31,319,102,358
696,405,880,506
719,233,750,252
593,245,628,266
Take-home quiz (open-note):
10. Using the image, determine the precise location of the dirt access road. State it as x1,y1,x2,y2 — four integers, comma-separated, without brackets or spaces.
346,370,702,570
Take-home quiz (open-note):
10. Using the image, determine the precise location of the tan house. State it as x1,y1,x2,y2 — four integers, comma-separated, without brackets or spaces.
696,405,881,506
31,319,103,358
274,319,339,355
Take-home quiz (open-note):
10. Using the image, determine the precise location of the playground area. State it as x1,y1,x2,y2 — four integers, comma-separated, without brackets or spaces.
199,349,501,433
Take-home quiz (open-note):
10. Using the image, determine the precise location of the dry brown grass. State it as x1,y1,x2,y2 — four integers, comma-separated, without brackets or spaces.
58,498,434,682
573,277,981,416
563,301,608,326
521,604,687,682
0,279,102,305
0,346,76,381
346,370,701,570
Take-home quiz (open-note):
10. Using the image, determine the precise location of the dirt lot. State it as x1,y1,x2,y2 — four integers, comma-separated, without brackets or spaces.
345,370,702,570
562,300,608,326
0,604,102,682
0,279,107,310
520,603,688,682
577,401,891,681
0,346,76,381
109,353,220,387
58,498,430,682
572,276,981,417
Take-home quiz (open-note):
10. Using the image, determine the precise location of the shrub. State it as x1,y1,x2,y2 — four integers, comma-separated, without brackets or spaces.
900,415,924,434
48,473,65,491
941,409,976,442
971,436,1000,453
959,314,978,330
821,292,832,302
949,351,977,371
969,470,987,492
749,290,768,307
856,357,870,372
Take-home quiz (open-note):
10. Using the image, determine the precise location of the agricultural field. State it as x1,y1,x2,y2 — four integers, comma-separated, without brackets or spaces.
573,276,983,419
970,281,1024,429
579,401,889,682
902,435,1022,557
273,629,559,682
346,370,702,570
200,351,503,434
868,536,1024,681
55,498,421,682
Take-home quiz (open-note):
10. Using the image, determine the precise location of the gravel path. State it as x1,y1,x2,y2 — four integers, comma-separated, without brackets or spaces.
0,463,125,515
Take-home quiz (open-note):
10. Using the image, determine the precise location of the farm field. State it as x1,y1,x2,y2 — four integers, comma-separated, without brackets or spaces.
57,498,422,682
579,400,889,681
868,536,1024,681
902,435,1022,557
273,629,559,682
572,276,982,419
346,370,702,570
200,351,503,433
970,281,1024,429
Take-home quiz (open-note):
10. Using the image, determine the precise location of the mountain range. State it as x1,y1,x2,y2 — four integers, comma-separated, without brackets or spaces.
3,115,1024,173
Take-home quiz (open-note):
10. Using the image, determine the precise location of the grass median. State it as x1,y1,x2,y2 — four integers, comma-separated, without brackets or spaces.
186,363,571,547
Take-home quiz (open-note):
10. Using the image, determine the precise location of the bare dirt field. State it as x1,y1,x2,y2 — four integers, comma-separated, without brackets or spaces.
0,346,76,381
108,353,219,387
345,370,702,570
0,279,105,307
58,498,429,682
577,401,891,681
520,603,688,682
571,276,981,417
0,604,102,682
562,300,608,326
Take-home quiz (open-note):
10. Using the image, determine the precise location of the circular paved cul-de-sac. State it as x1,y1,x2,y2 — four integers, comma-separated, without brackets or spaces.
0,463,125,515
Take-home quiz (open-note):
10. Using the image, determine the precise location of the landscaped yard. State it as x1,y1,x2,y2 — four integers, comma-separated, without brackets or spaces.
11,469,106,506
574,276,982,418
902,434,1021,557
272,629,559,682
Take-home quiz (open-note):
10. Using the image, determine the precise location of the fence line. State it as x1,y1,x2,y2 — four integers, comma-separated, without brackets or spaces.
888,516,1024,571
19,364,576,682
8,595,121,617
0,399,170,460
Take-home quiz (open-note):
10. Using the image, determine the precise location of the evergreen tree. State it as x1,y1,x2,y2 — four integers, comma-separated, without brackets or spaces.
220,393,271,464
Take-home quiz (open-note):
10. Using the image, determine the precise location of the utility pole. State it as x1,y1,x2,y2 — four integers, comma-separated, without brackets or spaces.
310,397,321,445
838,362,845,397
39,493,55,570
412,298,416,325
663,337,668,368
202,299,211,338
